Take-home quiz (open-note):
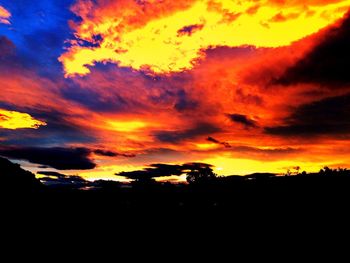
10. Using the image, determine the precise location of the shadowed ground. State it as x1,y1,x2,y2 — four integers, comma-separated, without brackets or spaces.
1,157,350,213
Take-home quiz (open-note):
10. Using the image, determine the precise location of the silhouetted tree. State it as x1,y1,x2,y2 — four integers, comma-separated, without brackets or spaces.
319,167,350,176
185,163,217,184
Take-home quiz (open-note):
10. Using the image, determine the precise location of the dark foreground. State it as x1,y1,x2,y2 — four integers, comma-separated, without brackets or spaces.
1,156,350,217
2,156,349,251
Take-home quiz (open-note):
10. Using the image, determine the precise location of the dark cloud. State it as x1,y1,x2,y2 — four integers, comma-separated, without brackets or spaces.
61,82,129,113
277,14,350,87
177,24,204,37
154,122,221,143
118,164,183,181
93,149,136,158
0,147,96,170
36,169,91,188
37,171,68,178
37,171,122,189
93,149,118,157
227,114,258,128
39,175,89,188
265,94,350,136
207,137,231,148
117,162,213,181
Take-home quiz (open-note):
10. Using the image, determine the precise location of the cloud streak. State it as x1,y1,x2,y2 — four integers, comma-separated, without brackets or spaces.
0,147,96,170
265,94,350,137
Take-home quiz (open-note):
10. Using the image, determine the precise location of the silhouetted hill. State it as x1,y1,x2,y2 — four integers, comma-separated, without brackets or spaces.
1,155,350,213
0,157,43,193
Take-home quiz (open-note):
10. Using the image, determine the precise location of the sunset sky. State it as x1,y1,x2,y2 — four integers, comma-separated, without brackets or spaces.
1,0,350,182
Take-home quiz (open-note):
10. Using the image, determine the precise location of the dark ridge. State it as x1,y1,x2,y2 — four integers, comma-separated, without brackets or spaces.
0,157,44,192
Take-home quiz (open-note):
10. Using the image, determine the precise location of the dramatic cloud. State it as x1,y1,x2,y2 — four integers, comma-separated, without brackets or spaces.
277,13,350,86
265,94,350,136
117,162,213,181
39,174,89,188
0,147,96,170
0,109,47,130
36,170,89,188
59,0,350,76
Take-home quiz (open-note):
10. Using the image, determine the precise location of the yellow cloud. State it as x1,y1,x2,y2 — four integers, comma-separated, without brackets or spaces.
0,109,46,130
0,5,11,24
60,0,350,76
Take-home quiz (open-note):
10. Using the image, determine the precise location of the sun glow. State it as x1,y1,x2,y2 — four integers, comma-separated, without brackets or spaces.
195,143,219,150
107,120,147,132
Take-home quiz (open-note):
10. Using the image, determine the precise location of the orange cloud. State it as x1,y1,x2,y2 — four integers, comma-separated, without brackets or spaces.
0,5,11,25
0,109,46,130
2,0,350,182
56,15,350,181
60,0,350,77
